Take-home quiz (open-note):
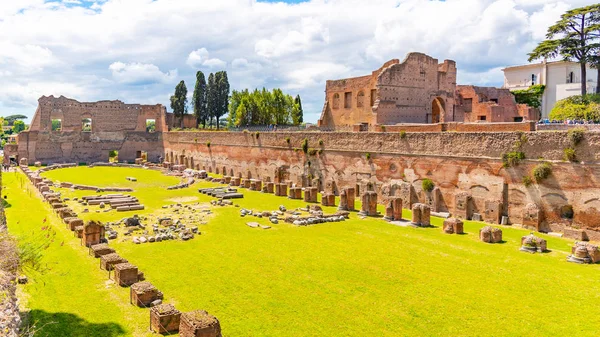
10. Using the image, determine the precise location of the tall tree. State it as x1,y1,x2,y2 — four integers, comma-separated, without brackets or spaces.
192,71,208,128
528,4,600,95
213,71,230,129
170,80,188,128
206,73,217,127
293,95,303,125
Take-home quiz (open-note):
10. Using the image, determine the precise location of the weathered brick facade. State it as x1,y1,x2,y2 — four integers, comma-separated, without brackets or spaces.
318,53,538,127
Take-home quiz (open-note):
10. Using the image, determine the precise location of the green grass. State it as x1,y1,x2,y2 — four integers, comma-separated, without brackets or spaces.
6,167,600,336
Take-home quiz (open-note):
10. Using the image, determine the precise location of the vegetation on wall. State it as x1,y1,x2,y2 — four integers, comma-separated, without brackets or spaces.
422,178,435,192
532,162,552,182
563,147,577,162
301,138,309,154
511,85,545,108
522,176,533,187
568,127,586,146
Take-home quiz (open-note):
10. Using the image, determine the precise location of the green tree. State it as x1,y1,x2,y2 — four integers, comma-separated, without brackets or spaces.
206,73,217,127
192,71,208,128
214,71,230,129
528,4,600,95
293,95,304,125
170,80,188,128
11,120,25,133
4,114,27,126
512,85,546,109
549,94,600,121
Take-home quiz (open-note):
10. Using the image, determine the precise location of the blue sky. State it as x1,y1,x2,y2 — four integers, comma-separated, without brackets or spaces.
0,0,595,123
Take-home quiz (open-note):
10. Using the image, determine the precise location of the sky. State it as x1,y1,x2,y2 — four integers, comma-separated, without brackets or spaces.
0,0,596,123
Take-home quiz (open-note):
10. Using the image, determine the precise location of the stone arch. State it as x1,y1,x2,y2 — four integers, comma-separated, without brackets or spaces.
357,91,365,108
431,97,445,123
332,93,340,109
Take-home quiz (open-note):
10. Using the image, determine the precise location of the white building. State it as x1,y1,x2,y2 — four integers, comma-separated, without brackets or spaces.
502,60,598,118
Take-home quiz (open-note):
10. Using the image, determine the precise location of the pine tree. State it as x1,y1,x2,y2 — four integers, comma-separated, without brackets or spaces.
528,4,600,95
293,95,303,125
170,80,188,128
215,71,230,129
192,71,208,128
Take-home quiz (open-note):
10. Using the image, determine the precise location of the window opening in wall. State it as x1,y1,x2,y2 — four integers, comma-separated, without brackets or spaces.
370,89,377,107
136,150,148,161
513,117,524,122
531,74,536,86
567,71,574,84
108,150,119,163
490,99,498,104
82,118,92,132
463,98,473,113
51,119,62,132
561,205,574,219
146,119,156,133
344,92,352,109
332,93,340,109
478,115,487,121
357,91,365,108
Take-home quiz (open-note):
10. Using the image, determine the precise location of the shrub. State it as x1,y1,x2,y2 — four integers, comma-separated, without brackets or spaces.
285,137,291,144
522,176,533,187
318,139,324,146
301,138,309,154
502,151,525,167
206,141,211,148
568,127,585,146
380,125,386,132
549,94,600,122
422,178,434,192
400,131,407,139
318,149,324,155
308,148,318,156
532,162,552,182
514,131,528,149
194,138,198,143
255,132,260,139
243,129,249,133
563,147,576,162
365,152,371,161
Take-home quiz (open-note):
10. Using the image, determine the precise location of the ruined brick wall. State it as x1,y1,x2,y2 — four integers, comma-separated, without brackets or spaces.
318,53,457,127
164,130,600,239
455,86,539,123
5,96,166,163
166,113,198,130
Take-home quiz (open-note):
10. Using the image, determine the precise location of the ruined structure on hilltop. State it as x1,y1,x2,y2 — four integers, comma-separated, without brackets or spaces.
5,96,167,163
317,52,537,127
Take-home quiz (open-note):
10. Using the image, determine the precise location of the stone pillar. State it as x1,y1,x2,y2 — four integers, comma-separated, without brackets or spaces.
266,182,275,194
346,187,356,211
391,197,402,221
384,200,394,220
411,203,422,225
454,192,472,220
190,157,194,170
420,204,431,227
254,180,262,192
303,188,312,202
231,177,241,187
359,191,378,216
338,189,348,211
522,203,542,230
484,199,502,224
276,183,288,197
443,218,464,234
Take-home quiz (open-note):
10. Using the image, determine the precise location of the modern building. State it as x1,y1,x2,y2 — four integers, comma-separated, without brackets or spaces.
502,60,598,118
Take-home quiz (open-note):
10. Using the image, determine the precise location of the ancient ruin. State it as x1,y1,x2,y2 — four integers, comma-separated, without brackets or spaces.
479,226,503,243
519,234,547,253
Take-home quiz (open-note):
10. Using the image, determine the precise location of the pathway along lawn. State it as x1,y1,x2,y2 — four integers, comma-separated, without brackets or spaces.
19,167,600,336
3,172,152,337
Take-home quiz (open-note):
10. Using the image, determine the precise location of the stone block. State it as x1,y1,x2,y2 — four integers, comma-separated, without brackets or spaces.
321,193,335,207
100,253,127,271
359,191,378,216
68,218,84,231
484,199,502,224
454,192,472,220
275,183,287,197
82,220,105,247
90,243,115,258
151,304,181,334
563,228,588,241
114,262,139,287
131,281,162,307
443,218,463,234
179,310,222,337
346,187,356,211
265,182,274,194
479,226,502,243
520,234,547,253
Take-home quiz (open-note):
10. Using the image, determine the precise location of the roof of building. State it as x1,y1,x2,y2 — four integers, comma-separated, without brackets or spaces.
502,60,579,72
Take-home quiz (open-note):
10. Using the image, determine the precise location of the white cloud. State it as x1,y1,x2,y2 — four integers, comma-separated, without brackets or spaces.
186,48,226,69
108,62,177,85
0,0,597,123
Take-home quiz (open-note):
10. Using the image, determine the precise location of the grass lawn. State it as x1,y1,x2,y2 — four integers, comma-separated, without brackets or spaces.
5,166,600,336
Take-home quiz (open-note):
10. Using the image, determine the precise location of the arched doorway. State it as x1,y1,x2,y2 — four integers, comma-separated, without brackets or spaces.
431,97,445,123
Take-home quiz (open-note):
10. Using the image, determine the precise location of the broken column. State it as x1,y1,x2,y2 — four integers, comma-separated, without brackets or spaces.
520,234,547,253
346,187,356,211
131,281,163,307
266,182,274,194
567,242,600,264
410,203,431,227
82,220,105,247
391,197,402,221
359,191,378,216
454,192,472,220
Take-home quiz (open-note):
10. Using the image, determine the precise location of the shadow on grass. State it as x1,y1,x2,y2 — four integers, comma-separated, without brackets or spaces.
23,310,127,337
